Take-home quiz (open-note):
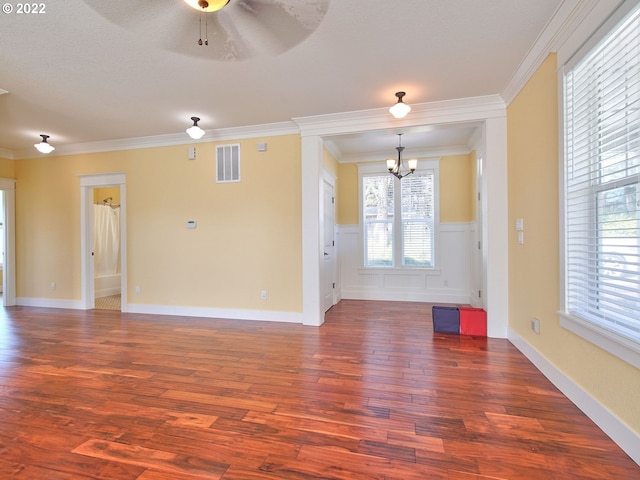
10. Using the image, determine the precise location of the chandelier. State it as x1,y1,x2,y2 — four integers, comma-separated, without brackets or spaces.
387,134,417,180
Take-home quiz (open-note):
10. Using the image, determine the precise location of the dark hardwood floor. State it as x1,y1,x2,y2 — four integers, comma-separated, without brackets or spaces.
0,300,637,479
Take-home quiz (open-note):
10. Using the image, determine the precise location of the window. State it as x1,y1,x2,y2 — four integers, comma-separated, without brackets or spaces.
362,169,437,268
216,144,240,183
561,1,640,366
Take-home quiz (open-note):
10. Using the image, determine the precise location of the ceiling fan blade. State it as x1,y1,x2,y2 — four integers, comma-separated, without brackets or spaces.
225,0,329,54
81,0,329,61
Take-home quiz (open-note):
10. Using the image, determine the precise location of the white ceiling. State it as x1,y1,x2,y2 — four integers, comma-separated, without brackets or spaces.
0,0,564,160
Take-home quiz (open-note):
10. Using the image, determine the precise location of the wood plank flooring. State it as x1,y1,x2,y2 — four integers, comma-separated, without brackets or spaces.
0,300,637,479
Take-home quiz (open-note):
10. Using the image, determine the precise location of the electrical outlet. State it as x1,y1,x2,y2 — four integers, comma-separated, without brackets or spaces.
261,290,267,300
135,286,141,295
50,282,56,291
531,318,540,335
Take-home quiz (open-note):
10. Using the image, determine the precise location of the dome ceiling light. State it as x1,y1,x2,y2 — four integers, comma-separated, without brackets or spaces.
186,116,205,139
389,91,411,119
34,134,55,154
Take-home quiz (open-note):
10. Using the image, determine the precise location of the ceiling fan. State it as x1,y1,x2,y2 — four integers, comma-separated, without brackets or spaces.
82,0,330,61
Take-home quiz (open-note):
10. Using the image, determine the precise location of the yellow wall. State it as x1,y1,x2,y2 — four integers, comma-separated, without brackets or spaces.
15,135,302,312
335,154,475,225
439,154,474,223
94,187,121,205
507,53,640,435
322,147,338,178
0,158,16,178
336,163,358,225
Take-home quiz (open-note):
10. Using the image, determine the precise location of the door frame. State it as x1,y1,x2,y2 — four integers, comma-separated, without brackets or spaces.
321,169,337,312
80,173,127,310
0,178,16,306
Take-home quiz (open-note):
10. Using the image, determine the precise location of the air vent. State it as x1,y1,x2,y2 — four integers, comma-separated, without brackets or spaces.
216,144,240,183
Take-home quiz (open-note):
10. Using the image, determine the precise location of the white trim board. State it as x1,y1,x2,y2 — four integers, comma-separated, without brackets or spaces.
17,297,84,310
126,304,303,324
15,297,303,324
508,328,640,466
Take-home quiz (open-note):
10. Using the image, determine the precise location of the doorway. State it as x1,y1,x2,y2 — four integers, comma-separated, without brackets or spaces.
93,187,122,310
80,173,127,311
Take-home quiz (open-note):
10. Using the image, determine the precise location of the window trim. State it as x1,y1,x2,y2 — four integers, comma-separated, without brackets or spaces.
558,0,640,368
358,159,440,270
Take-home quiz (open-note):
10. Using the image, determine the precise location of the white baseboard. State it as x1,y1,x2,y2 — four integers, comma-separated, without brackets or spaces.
16,297,304,324
125,303,304,324
17,297,84,309
508,328,640,466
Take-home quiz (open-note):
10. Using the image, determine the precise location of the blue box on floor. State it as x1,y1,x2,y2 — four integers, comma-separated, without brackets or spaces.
432,306,460,334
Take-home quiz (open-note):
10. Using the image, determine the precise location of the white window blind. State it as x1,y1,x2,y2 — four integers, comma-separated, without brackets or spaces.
216,144,240,183
563,3,640,345
362,172,435,268
363,175,394,267
401,174,434,266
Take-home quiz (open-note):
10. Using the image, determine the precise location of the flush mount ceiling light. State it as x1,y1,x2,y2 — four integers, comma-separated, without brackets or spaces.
34,134,55,154
389,91,411,119
186,116,205,139
387,133,417,180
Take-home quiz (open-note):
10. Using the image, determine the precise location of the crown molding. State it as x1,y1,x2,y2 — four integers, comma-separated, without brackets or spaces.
12,121,299,159
501,0,606,105
293,95,505,138
0,148,14,160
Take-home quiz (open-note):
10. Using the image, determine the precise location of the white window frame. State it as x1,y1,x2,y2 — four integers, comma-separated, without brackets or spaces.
559,0,640,369
358,160,440,270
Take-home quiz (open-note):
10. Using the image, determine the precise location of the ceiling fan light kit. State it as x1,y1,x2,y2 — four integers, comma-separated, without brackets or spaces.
186,116,206,139
389,91,411,119
184,0,230,12
34,134,55,154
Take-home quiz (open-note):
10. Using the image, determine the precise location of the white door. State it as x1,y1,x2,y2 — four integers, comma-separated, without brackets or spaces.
322,177,336,312
474,155,485,309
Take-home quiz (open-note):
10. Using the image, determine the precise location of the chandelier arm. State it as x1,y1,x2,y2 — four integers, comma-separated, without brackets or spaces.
388,134,415,180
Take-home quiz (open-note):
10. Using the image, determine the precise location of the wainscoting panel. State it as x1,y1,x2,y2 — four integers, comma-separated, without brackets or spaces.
337,223,473,304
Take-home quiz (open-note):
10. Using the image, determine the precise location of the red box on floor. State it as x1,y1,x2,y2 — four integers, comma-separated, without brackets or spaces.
459,307,487,336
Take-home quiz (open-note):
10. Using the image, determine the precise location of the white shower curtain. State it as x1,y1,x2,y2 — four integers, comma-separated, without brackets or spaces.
94,204,120,277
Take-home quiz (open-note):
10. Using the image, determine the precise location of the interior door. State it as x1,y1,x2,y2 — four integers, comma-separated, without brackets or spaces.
322,177,336,312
